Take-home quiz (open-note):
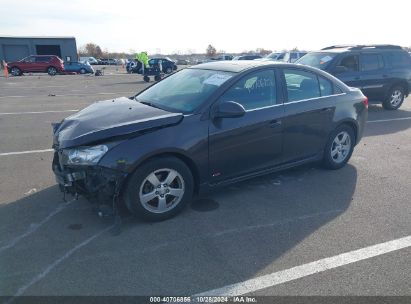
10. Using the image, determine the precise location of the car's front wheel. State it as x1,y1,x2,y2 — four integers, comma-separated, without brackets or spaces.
322,125,355,170
165,67,172,74
47,67,57,76
124,157,194,221
383,86,405,110
79,68,86,74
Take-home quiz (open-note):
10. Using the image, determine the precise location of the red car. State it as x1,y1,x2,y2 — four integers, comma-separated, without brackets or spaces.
7,55,64,76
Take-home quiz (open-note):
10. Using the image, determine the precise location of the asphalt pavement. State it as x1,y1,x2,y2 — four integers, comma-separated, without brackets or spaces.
0,67,410,300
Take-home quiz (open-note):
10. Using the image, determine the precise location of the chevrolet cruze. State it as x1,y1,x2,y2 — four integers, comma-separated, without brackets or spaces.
52,61,368,221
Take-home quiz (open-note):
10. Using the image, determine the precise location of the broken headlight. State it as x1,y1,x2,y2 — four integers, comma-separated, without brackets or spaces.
63,145,109,165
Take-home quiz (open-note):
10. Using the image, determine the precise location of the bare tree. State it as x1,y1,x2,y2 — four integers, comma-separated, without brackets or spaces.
256,48,272,55
206,44,217,57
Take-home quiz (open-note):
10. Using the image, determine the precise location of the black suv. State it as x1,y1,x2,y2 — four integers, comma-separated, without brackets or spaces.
296,45,411,109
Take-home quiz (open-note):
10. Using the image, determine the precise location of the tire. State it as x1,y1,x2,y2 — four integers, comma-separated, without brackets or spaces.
143,75,150,82
165,67,172,74
10,67,21,76
47,67,57,76
383,86,405,110
79,68,86,74
124,157,194,221
322,125,355,170
154,75,161,81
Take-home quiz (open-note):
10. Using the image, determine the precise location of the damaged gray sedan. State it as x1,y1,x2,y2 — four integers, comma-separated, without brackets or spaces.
52,61,367,221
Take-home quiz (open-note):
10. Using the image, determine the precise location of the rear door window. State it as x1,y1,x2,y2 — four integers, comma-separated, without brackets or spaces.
35,56,51,63
361,54,384,71
283,69,320,102
338,55,359,72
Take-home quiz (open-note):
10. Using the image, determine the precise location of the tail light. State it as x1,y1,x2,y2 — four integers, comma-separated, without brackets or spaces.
362,96,368,107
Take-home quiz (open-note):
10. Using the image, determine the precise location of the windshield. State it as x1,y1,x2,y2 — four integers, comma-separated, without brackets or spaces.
296,52,337,69
265,52,281,59
135,68,235,113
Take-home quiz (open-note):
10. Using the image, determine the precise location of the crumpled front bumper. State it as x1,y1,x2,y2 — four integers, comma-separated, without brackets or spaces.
52,151,127,205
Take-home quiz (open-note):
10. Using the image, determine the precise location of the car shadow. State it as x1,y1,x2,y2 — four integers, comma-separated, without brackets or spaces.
0,164,357,296
365,105,411,137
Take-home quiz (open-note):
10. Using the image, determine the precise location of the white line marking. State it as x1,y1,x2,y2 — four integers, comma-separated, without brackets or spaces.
0,109,78,116
194,234,411,296
0,95,25,99
6,225,113,302
0,200,75,254
0,149,54,156
368,117,411,123
0,92,133,99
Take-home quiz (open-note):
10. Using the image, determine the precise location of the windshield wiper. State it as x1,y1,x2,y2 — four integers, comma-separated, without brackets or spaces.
139,100,164,110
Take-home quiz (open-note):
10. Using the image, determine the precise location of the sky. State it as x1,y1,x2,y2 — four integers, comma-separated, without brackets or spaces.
1,0,410,55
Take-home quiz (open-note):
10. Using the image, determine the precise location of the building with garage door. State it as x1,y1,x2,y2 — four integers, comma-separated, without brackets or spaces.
0,36,77,63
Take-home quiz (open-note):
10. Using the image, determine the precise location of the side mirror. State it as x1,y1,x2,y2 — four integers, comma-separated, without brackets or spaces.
212,101,246,119
334,65,348,74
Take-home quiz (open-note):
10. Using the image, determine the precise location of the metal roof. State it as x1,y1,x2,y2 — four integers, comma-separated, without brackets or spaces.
0,35,76,39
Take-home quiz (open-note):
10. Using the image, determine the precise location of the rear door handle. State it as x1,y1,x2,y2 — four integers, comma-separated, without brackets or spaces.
269,119,282,127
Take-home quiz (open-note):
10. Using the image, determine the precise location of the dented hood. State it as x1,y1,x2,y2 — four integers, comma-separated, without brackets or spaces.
54,97,183,148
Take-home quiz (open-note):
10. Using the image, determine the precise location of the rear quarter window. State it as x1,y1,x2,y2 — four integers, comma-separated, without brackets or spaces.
386,52,411,68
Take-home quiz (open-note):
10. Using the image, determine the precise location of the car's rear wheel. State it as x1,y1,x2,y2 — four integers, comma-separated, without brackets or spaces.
79,68,86,74
322,125,355,170
124,157,194,221
383,86,405,110
10,67,21,76
47,67,57,76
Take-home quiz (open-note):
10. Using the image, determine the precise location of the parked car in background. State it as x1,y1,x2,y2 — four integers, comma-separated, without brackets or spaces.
259,52,285,61
98,58,118,65
149,57,177,74
64,61,94,74
259,52,306,63
176,59,190,65
209,55,233,61
7,55,64,76
296,45,411,110
79,57,98,65
232,55,262,60
282,51,307,63
117,59,126,66
52,60,367,221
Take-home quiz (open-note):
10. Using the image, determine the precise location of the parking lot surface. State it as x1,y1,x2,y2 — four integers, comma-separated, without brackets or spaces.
0,68,410,299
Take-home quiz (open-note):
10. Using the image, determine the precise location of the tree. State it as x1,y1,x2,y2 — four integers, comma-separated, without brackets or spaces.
256,48,272,55
78,43,103,58
206,44,217,57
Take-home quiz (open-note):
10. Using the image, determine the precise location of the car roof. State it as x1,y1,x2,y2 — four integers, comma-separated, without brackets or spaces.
189,60,327,73
190,60,278,72
314,45,404,54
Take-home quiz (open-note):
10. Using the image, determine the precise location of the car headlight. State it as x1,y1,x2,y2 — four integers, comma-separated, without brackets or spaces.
64,145,108,165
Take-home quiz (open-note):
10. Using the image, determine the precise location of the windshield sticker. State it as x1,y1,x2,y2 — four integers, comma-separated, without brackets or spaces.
320,55,333,64
203,74,232,86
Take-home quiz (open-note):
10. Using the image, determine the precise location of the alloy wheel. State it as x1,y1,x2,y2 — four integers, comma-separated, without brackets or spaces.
139,168,185,214
330,131,351,164
389,89,403,107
